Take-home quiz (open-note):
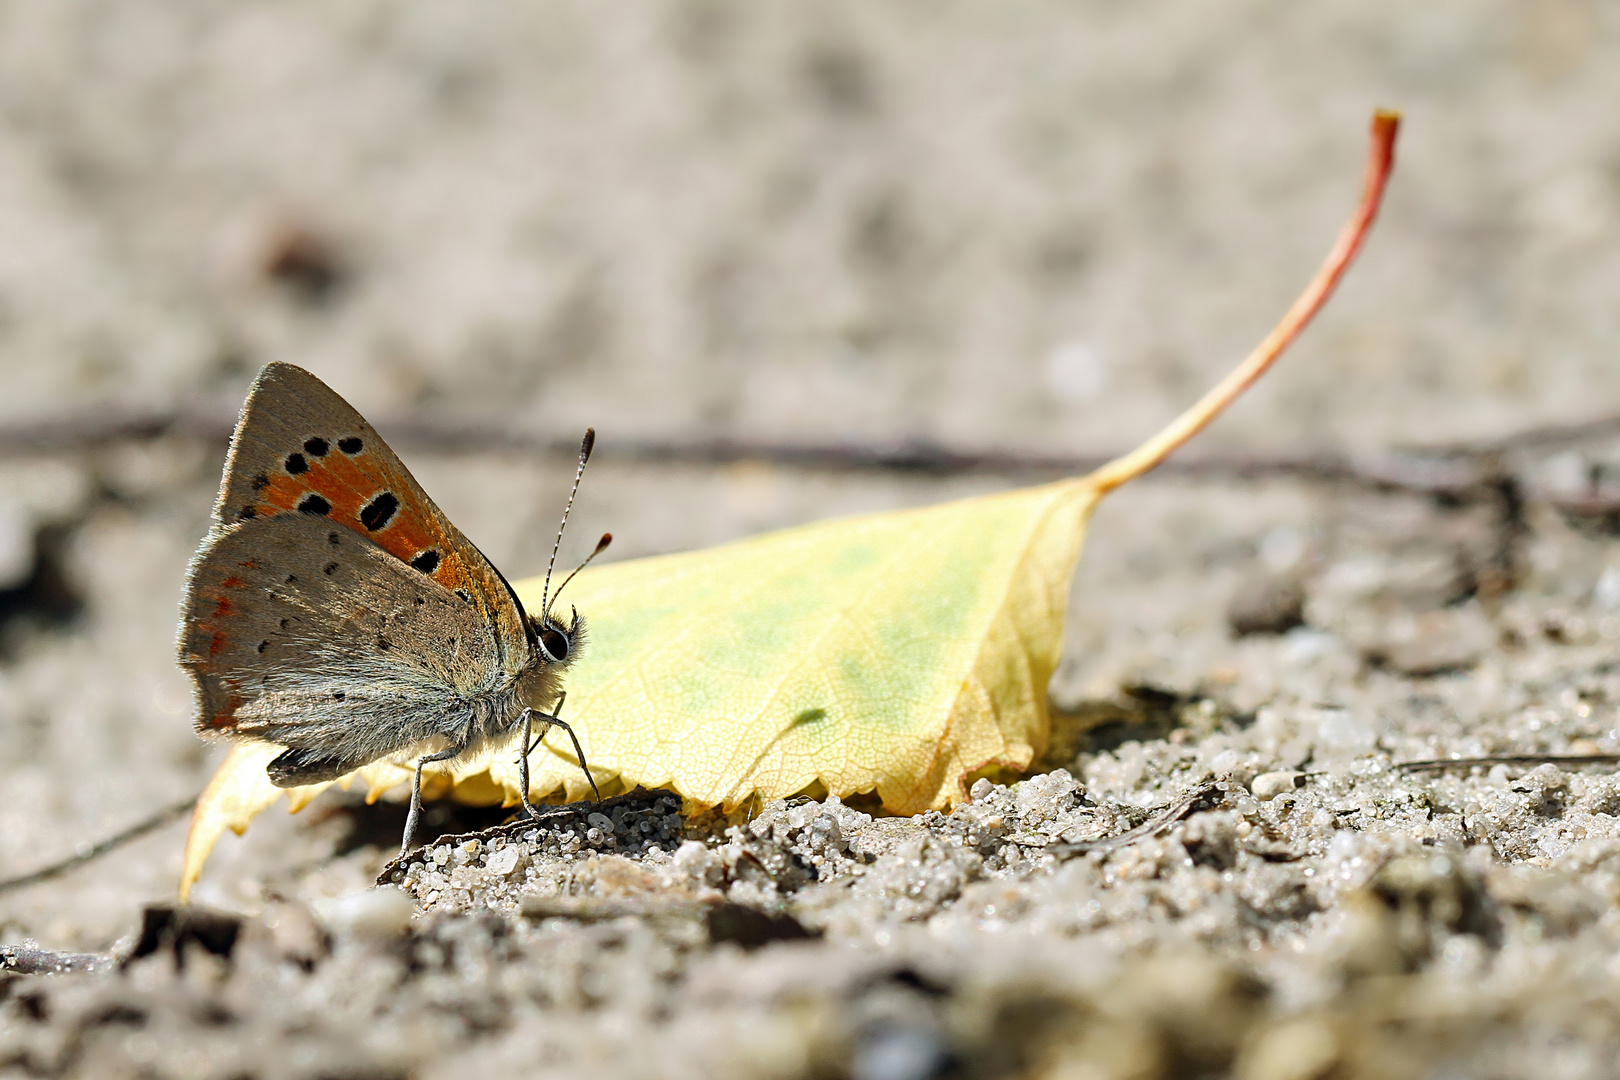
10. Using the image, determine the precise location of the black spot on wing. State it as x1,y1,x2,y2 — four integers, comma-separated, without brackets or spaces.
285,453,308,475
411,550,440,574
298,494,331,516
338,437,363,454
324,562,338,576
237,505,257,521
360,492,398,531
251,474,271,491
303,437,329,457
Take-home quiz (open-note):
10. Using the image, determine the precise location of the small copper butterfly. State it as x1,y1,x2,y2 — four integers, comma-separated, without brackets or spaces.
177,362,607,857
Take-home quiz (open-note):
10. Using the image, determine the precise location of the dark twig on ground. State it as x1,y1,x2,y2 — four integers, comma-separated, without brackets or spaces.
1395,754,1620,774
0,797,198,895
375,787,667,885
1422,412,1620,458
6,402,1620,520
0,943,113,975
1047,781,1225,858
0,405,236,453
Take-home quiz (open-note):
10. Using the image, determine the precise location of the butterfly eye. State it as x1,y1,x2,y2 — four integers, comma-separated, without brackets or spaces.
539,627,570,663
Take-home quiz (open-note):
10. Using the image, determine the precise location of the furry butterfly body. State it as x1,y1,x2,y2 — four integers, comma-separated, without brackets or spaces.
178,362,597,854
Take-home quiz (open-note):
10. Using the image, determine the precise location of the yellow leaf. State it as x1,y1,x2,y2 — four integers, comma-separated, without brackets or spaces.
507,479,1100,813
178,112,1399,900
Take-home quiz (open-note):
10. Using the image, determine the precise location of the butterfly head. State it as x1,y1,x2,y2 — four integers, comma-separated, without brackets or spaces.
531,530,610,665
531,606,584,666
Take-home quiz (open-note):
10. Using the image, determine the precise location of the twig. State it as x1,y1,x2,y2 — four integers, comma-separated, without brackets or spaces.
0,943,113,975
1047,782,1224,857
9,402,1620,510
0,796,198,895
0,405,236,453
1420,413,1620,459
374,787,670,885
0,405,1568,484
1395,754,1620,774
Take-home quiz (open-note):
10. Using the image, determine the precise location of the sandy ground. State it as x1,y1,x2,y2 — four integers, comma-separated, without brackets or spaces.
5,2,1620,1077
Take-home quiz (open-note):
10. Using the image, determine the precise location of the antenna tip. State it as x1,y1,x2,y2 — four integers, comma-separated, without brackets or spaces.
595,532,612,553
579,428,596,464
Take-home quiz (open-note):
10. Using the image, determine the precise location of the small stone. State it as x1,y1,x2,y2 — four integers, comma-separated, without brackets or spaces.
485,846,522,877
850,1023,949,1080
0,499,35,590
1227,574,1305,636
1363,608,1491,677
1251,771,1303,800
970,777,994,801
259,901,327,966
312,887,415,939
1311,707,1377,754
1237,1017,1340,1080
577,855,660,896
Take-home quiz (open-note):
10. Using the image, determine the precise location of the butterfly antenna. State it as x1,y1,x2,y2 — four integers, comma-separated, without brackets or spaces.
550,532,612,609
541,428,595,618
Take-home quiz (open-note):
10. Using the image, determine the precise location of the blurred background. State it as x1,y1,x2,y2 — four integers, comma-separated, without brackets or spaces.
3,0,1620,945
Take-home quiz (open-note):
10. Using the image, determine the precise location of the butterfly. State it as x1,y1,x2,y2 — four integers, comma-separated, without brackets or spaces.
177,362,608,857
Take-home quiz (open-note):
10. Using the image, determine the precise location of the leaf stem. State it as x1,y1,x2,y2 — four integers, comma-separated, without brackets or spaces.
1084,110,1401,497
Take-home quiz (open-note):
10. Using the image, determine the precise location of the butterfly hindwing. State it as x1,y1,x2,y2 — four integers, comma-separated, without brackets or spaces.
210,362,530,673
180,513,502,769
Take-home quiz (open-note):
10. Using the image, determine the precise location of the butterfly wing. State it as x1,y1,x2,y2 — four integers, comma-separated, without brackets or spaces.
207,362,532,671
180,513,503,773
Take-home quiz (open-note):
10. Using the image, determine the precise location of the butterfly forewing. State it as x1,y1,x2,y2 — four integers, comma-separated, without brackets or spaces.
211,363,530,670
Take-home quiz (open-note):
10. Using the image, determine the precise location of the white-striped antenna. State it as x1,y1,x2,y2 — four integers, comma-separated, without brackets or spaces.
549,532,612,611
540,428,594,619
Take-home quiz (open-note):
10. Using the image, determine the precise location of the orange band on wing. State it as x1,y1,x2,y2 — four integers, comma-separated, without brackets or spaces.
245,448,455,590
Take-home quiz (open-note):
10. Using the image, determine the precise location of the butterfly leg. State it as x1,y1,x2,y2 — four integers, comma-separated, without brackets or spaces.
520,691,567,758
517,709,545,822
521,707,602,805
516,693,565,820
400,743,463,860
